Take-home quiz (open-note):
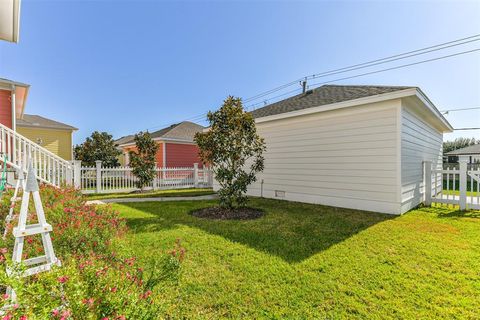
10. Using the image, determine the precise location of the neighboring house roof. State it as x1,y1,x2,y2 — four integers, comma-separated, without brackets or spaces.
251,85,414,118
445,144,480,156
250,84,453,132
116,121,205,146
17,114,78,131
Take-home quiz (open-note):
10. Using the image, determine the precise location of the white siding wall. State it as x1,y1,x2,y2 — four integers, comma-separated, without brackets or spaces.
245,100,403,214
400,103,443,212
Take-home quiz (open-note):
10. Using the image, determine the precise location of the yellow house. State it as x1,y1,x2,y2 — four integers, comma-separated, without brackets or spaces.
17,114,77,160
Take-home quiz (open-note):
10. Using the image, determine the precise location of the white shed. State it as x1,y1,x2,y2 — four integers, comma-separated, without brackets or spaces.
240,85,453,215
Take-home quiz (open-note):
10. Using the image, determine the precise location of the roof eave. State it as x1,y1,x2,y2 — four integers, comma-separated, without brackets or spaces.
16,123,78,131
254,88,418,124
117,137,195,148
254,87,454,133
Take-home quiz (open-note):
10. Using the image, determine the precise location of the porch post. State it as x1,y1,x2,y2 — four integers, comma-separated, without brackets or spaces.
95,160,102,193
423,161,432,206
459,156,468,210
11,84,16,131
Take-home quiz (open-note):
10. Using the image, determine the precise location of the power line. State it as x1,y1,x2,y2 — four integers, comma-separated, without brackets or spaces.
243,34,480,103
141,36,480,132
246,47,480,110
441,106,480,114
307,48,480,89
454,127,480,130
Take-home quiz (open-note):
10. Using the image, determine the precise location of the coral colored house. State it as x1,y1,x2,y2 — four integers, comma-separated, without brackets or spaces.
115,121,205,168
0,78,29,131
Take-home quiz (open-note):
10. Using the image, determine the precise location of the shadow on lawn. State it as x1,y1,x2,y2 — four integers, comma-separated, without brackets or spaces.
119,198,395,263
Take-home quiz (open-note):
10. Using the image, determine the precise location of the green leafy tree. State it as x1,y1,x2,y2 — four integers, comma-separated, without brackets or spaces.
74,131,121,167
129,131,159,190
443,137,479,154
195,96,266,209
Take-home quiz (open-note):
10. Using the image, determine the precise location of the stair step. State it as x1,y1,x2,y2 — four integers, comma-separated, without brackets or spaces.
13,223,52,237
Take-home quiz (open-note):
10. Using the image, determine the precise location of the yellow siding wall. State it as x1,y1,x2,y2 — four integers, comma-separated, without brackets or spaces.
17,127,73,160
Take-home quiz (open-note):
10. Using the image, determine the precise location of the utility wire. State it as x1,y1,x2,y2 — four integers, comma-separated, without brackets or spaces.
246,47,480,110
441,106,480,114
142,37,480,132
244,34,480,103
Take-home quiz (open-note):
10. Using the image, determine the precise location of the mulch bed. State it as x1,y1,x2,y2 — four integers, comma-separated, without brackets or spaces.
190,207,264,220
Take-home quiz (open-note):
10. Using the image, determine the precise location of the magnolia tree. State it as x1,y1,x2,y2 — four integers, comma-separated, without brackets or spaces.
74,131,121,167
129,131,159,191
195,96,266,209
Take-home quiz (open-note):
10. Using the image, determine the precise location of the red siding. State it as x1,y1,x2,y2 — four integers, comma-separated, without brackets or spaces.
165,143,201,167
0,90,12,129
123,142,164,167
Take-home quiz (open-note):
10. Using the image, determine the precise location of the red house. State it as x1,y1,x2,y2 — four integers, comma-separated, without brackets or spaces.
116,121,205,168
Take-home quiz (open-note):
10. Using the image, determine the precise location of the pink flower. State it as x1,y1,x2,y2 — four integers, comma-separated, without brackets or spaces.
52,309,60,317
0,248,7,254
19,316,27,320
57,276,69,283
2,314,12,320
1,294,9,300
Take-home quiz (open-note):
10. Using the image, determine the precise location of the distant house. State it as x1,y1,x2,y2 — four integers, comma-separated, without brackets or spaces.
217,84,453,215
116,121,204,167
17,114,78,160
445,144,480,164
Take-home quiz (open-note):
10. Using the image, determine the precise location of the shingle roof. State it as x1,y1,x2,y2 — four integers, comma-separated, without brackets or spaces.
445,144,480,155
250,85,415,119
17,114,78,130
116,121,204,145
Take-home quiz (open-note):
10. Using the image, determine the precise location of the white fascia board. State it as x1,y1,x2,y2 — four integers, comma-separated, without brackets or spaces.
254,88,453,132
414,89,453,132
255,88,418,124
118,137,194,148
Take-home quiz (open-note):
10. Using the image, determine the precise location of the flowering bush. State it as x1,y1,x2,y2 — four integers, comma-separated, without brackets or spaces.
0,186,184,319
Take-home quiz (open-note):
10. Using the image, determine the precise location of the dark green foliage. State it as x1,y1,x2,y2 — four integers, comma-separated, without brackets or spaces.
194,96,266,209
129,131,159,190
74,131,121,167
443,137,479,154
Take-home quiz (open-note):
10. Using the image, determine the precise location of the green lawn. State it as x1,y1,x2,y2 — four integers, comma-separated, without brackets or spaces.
112,198,480,318
85,188,214,200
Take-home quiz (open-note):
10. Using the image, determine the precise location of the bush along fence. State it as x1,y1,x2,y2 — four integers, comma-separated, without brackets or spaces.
72,161,213,194
424,155,480,210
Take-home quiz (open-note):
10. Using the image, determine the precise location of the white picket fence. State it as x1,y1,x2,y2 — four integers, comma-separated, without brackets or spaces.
425,157,480,210
77,161,213,194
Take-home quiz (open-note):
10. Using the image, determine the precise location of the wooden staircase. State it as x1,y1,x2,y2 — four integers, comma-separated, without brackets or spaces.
0,122,73,187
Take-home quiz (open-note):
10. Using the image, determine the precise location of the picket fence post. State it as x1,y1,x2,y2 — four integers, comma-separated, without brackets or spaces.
73,160,82,189
423,161,432,206
193,163,199,188
95,160,102,193
459,156,468,210
153,162,158,190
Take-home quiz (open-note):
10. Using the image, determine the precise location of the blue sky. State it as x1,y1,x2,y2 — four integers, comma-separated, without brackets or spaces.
0,0,479,144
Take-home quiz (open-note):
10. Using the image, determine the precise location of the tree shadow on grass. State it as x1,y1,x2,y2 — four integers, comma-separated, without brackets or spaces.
118,198,395,263
426,207,480,219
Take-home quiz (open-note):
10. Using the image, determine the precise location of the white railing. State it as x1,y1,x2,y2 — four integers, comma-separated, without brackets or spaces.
79,161,213,194
0,122,73,187
425,157,480,210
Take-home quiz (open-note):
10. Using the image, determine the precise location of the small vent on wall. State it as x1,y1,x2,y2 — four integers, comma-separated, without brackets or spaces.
275,190,285,198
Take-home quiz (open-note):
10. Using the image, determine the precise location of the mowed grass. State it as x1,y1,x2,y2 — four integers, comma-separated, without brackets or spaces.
112,199,480,319
85,188,214,200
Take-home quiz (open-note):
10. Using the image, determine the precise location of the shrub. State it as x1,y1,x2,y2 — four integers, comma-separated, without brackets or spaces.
0,185,184,319
194,96,266,209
